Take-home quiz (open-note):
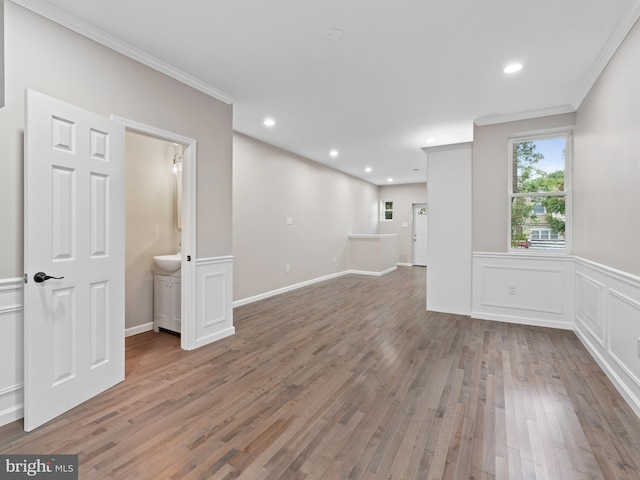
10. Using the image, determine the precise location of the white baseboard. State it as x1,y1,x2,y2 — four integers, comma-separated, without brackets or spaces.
192,326,235,350
349,266,398,277
471,311,573,330
397,262,413,267
233,271,351,308
125,322,154,337
233,267,400,308
575,326,640,419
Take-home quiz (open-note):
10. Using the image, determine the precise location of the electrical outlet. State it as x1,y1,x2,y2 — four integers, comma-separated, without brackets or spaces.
508,284,517,295
333,257,336,263
286,264,290,273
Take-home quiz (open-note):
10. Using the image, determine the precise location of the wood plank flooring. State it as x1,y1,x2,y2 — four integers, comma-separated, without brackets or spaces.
2,266,640,479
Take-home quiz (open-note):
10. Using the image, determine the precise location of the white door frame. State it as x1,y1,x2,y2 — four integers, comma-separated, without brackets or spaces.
111,116,197,351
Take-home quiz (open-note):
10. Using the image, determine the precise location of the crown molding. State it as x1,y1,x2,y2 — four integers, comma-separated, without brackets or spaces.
421,142,473,154
571,0,640,110
9,0,234,105
474,105,575,127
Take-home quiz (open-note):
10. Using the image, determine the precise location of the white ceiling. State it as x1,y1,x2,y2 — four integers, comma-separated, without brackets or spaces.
17,0,640,184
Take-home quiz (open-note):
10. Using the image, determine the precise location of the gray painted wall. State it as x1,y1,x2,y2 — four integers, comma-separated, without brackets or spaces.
0,2,232,279
125,132,180,330
233,133,379,301
573,16,640,276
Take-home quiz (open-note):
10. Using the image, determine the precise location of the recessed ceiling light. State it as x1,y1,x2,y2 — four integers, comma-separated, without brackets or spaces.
425,138,435,144
263,117,275,127
365,167,372,173
387,178,393,183
503,63,523,74
326,29,344,41
329,149,339,158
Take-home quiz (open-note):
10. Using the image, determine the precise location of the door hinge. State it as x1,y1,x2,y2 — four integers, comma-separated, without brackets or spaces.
24,273,28,284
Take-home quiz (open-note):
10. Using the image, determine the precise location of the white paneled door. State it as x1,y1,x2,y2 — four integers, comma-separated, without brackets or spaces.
24,90,125,431
413,204,428,267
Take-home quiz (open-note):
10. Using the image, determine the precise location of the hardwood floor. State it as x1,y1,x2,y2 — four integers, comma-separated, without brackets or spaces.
2,266,640,479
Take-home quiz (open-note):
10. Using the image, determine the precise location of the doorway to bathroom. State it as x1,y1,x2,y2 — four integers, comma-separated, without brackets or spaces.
114,116,197,352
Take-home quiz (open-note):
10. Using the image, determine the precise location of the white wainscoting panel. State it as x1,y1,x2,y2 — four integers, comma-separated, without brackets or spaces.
575,271,605,346
472,253,574,329
195,257,235,349
0,278,24,427
574,258,640,418
608,290,640,388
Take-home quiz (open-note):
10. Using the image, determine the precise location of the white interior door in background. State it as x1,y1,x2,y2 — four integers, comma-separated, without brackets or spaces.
24,90,125,431
413,204,428,266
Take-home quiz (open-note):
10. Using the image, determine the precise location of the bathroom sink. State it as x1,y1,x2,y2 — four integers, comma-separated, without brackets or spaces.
153,253,182,272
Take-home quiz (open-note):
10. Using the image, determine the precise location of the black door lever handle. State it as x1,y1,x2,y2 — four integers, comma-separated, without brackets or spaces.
34,272,64,283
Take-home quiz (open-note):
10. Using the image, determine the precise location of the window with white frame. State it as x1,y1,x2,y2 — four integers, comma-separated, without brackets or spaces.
509,132,571,251
381,200,394,221
532,203,546,215
530,228,560,241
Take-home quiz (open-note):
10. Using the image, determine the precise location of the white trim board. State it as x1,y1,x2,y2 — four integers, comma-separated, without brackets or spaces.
571,0,640,110
234,271,351,308
349,267,398,277
474,105,576,127
233,267,398,308
125,323,153,337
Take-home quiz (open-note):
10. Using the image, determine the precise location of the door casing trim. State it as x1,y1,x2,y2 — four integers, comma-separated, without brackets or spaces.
111,115,197,350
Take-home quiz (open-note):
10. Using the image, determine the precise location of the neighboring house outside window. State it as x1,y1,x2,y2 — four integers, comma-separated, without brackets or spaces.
509,132,571,251
530,228,560,241
532,203,546,215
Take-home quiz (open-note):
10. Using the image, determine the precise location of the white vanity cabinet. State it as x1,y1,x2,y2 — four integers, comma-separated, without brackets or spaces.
153,273,181,333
